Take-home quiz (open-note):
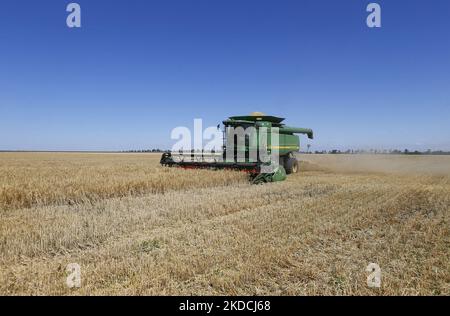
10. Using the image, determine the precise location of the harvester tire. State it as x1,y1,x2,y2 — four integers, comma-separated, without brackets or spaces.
285,157,298,174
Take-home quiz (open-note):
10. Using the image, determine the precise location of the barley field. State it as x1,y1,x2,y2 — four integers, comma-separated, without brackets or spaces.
0,152,449,295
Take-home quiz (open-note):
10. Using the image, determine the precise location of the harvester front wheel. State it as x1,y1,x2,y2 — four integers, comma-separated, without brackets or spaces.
285,157,299,174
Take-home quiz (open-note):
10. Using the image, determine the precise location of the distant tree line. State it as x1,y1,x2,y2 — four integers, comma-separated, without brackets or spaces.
123,149,164,153
126,148,450,155
304,149,450,155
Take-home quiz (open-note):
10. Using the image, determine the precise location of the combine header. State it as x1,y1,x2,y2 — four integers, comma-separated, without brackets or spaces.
160,113,313,183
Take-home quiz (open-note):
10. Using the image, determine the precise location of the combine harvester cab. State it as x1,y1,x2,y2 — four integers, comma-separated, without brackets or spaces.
160,113,313,184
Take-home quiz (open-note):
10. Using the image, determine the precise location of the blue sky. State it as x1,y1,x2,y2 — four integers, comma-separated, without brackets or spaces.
1,0,449,151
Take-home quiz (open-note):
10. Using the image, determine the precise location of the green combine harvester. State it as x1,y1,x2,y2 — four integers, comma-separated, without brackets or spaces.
160,113,313,183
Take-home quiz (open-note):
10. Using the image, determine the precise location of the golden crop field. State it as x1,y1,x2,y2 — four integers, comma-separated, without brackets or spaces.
0,152,449,295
